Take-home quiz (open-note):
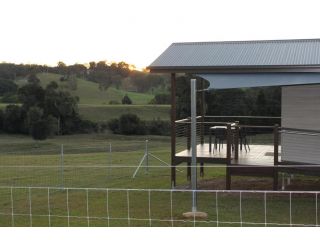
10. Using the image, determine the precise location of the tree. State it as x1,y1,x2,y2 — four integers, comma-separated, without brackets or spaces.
0,63,16,80
67,64,87,78
27,106,48,140
0,110,4,131
0,78,18,96
117,61,130,77
89,61,96,70
30,119,50,140
122,94,132,104
57,61,67,75
45,115,59,136
118,114,146,135
3,105,25,133
27,106,43,127
27,73,40,84
18,83,45,110
149,93,170,104
255,90,267,116
44,82,79,134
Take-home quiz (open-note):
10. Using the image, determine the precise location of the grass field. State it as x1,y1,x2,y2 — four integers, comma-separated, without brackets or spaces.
0,133,319,227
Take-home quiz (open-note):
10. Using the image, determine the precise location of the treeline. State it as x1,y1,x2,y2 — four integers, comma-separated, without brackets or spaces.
0,81,100,140
0,61,170,96
108,114,170,136
176,75,281,123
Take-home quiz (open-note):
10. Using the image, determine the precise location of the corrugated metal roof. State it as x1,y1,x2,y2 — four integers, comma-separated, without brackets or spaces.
198,73,320,89
148,39,320,71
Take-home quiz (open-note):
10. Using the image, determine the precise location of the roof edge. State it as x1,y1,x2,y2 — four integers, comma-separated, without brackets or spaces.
170,38,320,46
148,65,320,74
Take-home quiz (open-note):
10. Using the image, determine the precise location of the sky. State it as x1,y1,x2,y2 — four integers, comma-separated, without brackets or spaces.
1,0,320,69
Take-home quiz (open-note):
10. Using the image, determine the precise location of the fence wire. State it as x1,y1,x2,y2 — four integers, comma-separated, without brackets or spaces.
0,141,174,188
0,186,319,227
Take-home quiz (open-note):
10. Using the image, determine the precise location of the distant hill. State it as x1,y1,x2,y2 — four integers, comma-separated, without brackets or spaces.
16,73,155,105
13,73,170,122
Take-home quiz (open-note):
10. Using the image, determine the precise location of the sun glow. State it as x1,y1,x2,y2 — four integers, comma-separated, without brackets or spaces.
1,0,320,69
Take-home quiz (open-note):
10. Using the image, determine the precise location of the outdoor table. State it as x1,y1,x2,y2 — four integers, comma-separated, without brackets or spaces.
209,125,237,153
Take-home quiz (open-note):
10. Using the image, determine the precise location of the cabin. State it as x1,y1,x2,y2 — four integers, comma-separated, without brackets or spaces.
148,39,320,190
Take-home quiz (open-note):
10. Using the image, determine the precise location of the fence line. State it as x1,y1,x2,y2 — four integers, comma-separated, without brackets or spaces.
2,164,320,168
3,185,320,194
0,186,319,227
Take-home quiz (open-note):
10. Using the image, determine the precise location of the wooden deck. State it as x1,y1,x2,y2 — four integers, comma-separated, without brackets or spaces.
175,143,280,166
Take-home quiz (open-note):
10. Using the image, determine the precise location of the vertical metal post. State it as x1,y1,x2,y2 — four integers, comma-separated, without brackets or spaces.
29,187,32,227
145,140,149,173
226,124,232,190
108,143,112,178
187,120,191,150
191,79,197,212
48,188,51,227
316,193,318,226
10,187,14,227
60,144,64,188
66,188,70,227
148,190,152,227
273,124,279,190
200,78,205,145
200,79,205,178
171,73,176,187
86,189,90,227
234,123,239,161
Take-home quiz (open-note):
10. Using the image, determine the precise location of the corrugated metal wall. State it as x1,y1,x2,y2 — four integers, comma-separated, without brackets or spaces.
281,85,320,164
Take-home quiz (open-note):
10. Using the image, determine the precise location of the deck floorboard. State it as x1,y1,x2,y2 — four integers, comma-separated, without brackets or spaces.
176,143,281,166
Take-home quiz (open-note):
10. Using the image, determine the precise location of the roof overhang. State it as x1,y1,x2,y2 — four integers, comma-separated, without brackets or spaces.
198,72,320,90
147,39,320,73
148,65,320,74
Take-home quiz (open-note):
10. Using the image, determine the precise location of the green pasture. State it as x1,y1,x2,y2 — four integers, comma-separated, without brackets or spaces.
0,133,318,227
16,73,155,105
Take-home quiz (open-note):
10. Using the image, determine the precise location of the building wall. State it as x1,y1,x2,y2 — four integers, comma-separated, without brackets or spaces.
281,85,320,164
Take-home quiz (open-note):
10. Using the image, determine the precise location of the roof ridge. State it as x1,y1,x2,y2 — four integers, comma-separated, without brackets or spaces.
172,38,320,45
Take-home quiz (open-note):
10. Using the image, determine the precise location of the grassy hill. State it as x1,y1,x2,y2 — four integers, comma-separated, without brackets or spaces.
14,73,170,122
53,73,155,105
16,73,155,105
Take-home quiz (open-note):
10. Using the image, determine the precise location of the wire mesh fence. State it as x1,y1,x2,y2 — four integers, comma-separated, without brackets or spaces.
1,118,320,227
0,140,176,188
0,186,318,227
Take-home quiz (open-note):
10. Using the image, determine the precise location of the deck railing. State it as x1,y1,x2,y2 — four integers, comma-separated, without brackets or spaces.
175,115,281,158
173,116,320,189
175,116,320,168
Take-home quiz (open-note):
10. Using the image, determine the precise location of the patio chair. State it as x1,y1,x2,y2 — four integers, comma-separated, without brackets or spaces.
239,127,250,152
213,127,227,151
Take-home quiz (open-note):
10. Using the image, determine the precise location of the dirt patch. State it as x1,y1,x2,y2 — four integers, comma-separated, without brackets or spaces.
177,176,320,191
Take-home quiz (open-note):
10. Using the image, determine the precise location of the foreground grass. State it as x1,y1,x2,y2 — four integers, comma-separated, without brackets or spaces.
0,133,318,227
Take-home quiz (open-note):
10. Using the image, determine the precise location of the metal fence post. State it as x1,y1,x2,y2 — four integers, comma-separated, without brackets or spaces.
273,124,279,190
191,79,197,212
145,140,149,173
60,144,64,188
107,143,112,179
